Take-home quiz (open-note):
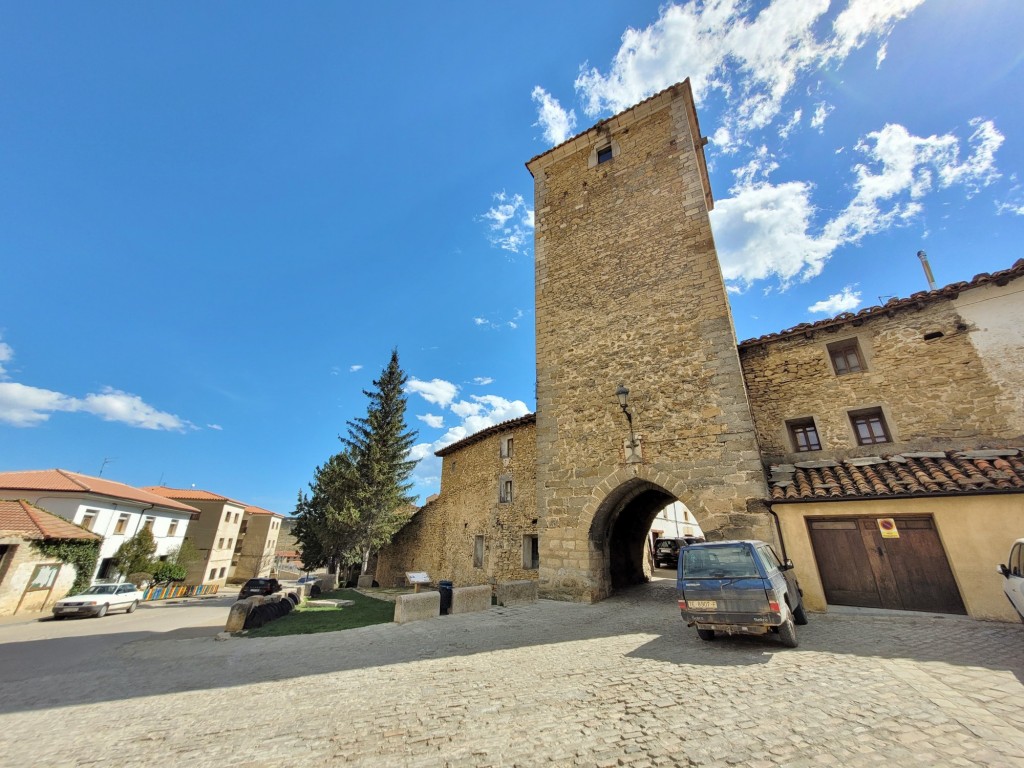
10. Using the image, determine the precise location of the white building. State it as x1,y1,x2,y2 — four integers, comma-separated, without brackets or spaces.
0,469,198,582
648,501,703,541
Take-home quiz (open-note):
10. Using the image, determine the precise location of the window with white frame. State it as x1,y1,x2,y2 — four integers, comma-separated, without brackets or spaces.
168,520,179,537
114,513,130,535
500,435,514,459
80,510,98,532
142,516,155,532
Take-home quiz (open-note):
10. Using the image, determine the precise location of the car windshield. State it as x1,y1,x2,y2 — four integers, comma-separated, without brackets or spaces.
681,545,760,579
82,585,117,595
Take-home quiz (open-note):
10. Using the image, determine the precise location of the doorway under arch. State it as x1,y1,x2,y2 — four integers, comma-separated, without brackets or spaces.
589,478,684,595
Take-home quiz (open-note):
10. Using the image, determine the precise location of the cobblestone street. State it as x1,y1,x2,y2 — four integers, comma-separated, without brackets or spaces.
1,580,1022,768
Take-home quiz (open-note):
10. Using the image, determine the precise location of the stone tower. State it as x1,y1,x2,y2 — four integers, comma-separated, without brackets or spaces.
527,81,770,602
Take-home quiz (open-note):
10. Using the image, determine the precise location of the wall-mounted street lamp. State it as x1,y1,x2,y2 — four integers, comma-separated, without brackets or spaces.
615,384,641,463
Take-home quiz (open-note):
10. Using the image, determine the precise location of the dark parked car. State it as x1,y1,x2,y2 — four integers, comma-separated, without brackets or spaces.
653,536,702,568
238,578,282,600
676,540,807,647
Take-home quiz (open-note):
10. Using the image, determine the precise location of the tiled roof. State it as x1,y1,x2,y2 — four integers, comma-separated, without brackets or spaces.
0,499,101,541
0,470,200,515
740,259,1024,348
244,505,284,517
435,413,537,457
143,486,234,503
769,449,1024,502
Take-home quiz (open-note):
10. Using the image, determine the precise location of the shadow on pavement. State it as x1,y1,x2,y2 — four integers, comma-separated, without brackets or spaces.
0,579,1020,716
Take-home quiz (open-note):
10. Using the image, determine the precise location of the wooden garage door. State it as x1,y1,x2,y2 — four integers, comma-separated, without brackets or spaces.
809,517,966,615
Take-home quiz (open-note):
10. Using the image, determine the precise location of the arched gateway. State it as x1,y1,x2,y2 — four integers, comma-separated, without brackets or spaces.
375,81,776,602
529,81,772,602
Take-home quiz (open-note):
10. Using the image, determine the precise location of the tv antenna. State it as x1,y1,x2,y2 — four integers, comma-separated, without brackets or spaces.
98,457,116,477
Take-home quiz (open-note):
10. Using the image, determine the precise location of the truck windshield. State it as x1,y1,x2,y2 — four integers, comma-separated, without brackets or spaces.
681,545,760,579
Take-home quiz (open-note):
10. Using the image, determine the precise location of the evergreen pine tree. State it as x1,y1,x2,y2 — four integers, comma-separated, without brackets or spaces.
340,349,418,574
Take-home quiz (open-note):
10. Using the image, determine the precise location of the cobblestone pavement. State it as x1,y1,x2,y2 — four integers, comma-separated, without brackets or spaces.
1,579,1022,768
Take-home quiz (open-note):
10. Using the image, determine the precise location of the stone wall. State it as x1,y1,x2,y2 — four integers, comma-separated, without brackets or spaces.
739,290,1024,463
528,82,769,601
375,416,539,589
0,537,78,616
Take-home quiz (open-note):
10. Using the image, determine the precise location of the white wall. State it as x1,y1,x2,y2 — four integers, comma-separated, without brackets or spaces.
11,494,191,581
648,501,703,540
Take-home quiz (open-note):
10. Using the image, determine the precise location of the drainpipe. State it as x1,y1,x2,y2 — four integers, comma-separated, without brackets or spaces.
766,504,789,564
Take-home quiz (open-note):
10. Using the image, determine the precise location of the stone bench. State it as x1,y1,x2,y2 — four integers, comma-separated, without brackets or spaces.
495,580,537,607
393,590,440,624
451,584,491,615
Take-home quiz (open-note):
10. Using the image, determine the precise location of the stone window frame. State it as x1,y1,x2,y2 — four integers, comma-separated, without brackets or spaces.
587,137,621,169
499,475,513,504
847,405,894,446
785,416,822,453
825,336,870,376
522,534,539,570
473,535,485,569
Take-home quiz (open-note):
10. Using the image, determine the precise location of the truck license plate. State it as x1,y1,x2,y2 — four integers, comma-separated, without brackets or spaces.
689,600,717,610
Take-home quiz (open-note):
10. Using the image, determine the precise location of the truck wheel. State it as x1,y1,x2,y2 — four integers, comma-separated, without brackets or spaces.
792,601,808,626
696,628,716,641
778,618,798,648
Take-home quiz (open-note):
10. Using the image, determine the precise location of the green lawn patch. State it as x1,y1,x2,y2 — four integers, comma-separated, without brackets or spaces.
242,589,394,638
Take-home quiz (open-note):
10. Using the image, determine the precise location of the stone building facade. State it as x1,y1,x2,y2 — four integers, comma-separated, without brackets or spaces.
376,415,538,589
528,81,769,602
376,81,1024,618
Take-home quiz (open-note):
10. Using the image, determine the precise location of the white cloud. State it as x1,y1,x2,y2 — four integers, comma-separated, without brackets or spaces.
713,119,1005,289
349,364,363,373
207,423,223,431
417,413,444,429
473,317,488,326
712,180,834,288
0,338,12,379
473,376,494,386
482,191,535,254
0,337,190,430
810,101,833,131
0,382,188,431
531,86,577,145
778,108,802,139
808,285,862,314
406,378,458,408
554,0,924,150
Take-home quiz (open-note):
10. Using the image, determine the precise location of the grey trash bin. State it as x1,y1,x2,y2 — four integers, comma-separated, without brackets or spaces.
438,580,453,615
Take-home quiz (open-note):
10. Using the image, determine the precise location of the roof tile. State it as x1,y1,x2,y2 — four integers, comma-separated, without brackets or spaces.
769,449,1024,501
0,499,101,540
0,470,199,515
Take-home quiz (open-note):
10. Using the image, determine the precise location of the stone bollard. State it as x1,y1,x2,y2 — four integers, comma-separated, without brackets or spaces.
225,598,254,632
357,574,374,588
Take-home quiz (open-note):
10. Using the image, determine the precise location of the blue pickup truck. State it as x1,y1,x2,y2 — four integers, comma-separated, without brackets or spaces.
676,540,808,648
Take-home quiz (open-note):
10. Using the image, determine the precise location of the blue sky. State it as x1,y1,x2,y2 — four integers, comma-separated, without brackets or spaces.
1,1,1022,512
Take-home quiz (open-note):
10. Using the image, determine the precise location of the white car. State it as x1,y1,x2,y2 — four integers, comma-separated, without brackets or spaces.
998,538,1024,623
52,583,144,618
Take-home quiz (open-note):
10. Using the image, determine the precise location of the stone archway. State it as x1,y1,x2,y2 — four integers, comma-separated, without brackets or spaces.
587,478,693,599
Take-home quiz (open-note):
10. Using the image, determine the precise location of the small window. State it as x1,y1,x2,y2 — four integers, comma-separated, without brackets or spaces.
500,436,514,459
218,567,226,578
523,535,539,570
850,407,891,445
209,568,217,580
828,339,865,375
168,520,179,537
499,478,513,504
234,513,240,523
114,513,130,535
142,516,155,532
227,538,233,549
224,511,231,522
596,145,613,164
787,418,821,452
473,535,485,568
218,537,225,549
80,511,98,532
